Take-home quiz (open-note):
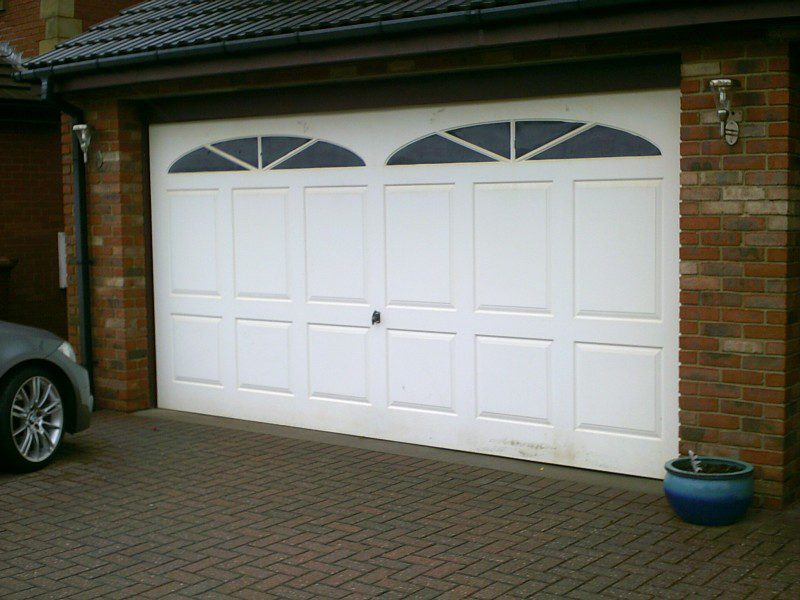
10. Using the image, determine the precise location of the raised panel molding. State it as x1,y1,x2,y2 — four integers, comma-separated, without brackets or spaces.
171,315,222,387
574,179,661,320
385,185,453,308
169,190,219,297
575,342,661,438
308,324,369,403
233,188,290,300
387,329,455,414
236,319,292,395
305,187,368,304
474,182,550,314
476,335,552,425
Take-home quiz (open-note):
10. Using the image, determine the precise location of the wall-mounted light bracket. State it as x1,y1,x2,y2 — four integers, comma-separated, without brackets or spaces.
72,123,92,164
708,78,741,146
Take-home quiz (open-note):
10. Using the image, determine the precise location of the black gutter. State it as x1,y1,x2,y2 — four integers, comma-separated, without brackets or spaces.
40,78,94,389
16,0,653,81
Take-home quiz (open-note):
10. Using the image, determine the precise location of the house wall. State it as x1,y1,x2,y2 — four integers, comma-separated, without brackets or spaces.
41,0,138,54
679,43,800,508
59,33,798,507
74,1,135,29
0,0,140,336
1,0,136,57
60,103,150,412
0,0,44,58
0,118,65,335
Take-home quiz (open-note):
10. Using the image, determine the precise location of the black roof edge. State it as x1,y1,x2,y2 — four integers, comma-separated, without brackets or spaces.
15,0,654,82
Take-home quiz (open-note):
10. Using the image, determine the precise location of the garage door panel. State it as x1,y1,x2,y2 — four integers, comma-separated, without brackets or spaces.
574,180,661,320
308,324,369,404
232,188,290,301
168,190,220,297
171,314,223,387
474,182,550,314
575,342,661,438
235,319,292,396
387,329,455,414
305,187,368,304
385,185,453,308
475,335,551,425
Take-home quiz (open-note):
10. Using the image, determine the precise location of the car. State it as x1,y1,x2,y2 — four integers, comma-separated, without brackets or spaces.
0,321,92,471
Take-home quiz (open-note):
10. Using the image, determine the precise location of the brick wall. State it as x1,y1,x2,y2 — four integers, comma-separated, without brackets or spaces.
679,43,799,508
0,0,136,58
61,101,150,412
0,119,66,336
74,0,138,29
0,0,43,57
40,0,140,54
1,0,140,335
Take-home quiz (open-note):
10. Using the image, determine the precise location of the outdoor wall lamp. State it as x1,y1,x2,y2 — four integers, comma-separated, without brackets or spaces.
72,123,104,169
72,123,92,163
708,78,741,146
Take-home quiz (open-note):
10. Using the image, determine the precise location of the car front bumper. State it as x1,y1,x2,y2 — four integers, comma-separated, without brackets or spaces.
47,349,93,433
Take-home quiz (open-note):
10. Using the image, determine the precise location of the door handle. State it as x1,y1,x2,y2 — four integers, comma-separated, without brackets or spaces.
372,310,381,326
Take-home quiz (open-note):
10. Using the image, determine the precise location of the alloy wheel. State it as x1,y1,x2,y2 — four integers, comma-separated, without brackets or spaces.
10,376,64,463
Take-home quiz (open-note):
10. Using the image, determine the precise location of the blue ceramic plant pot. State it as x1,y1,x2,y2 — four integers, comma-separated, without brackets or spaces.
664,456,754,526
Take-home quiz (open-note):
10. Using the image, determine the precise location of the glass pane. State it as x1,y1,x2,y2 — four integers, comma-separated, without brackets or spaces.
528,125,661,160
212,138,258,167
273,141,365,169
515,121,584,158
169,148,247,173
448,122,511,158
261,136,310,167
388,134,495,165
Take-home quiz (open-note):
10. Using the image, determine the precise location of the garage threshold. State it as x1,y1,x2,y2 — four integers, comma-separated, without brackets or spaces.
137,408,663,496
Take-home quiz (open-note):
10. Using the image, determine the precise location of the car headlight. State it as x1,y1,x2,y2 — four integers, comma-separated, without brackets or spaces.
57,341,77,362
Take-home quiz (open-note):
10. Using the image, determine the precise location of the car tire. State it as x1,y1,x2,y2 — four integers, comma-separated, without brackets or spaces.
0,367,65,472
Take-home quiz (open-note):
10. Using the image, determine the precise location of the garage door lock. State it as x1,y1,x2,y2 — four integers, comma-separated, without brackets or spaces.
372,310,381,326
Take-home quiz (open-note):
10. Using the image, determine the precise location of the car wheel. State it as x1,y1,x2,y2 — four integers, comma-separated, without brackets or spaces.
0,367,65,471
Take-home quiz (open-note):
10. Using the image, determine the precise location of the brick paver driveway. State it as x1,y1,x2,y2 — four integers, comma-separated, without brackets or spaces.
1,411,798,599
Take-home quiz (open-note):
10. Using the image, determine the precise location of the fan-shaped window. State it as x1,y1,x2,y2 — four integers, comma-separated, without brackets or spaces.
168,136,365,173
273,141,364,169
388,134,495,165
170,148,250,173
212,138,259,167
527,125,659,160
449,122,511,159
515,121,584,158
386,121,660,166
261,136,309,166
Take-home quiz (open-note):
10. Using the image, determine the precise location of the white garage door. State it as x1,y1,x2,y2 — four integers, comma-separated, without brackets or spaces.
150,90,679,478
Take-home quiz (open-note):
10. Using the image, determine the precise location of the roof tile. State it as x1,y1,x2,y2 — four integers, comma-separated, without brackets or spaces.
23,0,651,71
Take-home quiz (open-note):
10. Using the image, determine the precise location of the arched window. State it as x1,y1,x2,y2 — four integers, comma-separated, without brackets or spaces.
387,120,660,165
169,136,365,173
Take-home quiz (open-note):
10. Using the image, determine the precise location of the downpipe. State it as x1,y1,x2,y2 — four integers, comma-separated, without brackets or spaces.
40,78,94,388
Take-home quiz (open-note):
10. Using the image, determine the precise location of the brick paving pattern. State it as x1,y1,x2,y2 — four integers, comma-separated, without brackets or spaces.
1,411,798,599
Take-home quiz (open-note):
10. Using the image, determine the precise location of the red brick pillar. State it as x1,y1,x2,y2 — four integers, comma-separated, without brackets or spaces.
63,100,151,412
680,43,799,508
